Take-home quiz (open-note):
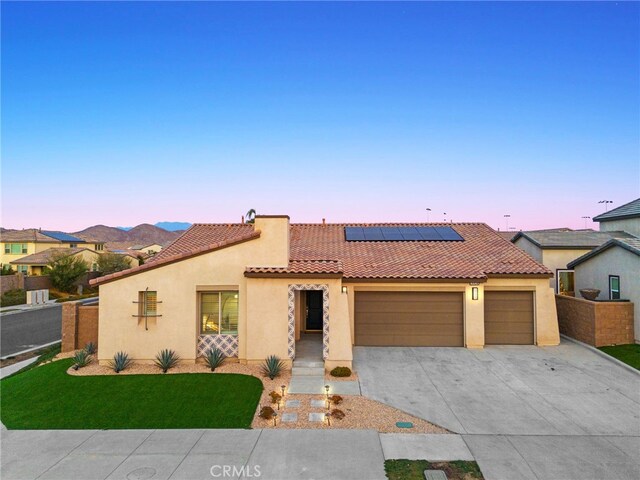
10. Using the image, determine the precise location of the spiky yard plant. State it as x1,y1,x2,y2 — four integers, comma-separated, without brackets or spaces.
84,342,96,355
260,355,285,380
72,349,92,370
109,351,133,373
204,347,226,372
154,349,180,373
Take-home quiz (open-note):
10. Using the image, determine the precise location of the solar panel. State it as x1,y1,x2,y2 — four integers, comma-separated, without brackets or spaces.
363,227,385,241
41,230,85,243
344,227,366,241
434,227,464,241
416,227,443,241
344,226,464,242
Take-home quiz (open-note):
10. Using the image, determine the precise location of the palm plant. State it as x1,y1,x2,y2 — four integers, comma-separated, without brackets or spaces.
72,349,92,370
260,355,285,380
204,347,225,372
109,351,133,373
245,208,256,224
154,349,180,373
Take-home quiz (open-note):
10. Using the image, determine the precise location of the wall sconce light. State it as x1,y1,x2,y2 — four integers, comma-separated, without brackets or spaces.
472,287,479,301
341,286,348,294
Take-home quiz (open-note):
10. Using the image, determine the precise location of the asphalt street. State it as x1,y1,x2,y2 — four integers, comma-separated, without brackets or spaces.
0,305,62,357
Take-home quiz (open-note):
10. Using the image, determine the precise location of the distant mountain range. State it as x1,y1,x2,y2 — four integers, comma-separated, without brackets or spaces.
73,223,186,249
117,221,191,232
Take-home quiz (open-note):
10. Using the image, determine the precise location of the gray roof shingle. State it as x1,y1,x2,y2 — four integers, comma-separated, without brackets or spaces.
512,230,634,249
568,237,640,268
593,198,640,222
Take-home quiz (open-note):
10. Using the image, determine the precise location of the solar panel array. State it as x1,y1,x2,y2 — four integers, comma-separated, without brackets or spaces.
42,230,85,243
344,226,464,242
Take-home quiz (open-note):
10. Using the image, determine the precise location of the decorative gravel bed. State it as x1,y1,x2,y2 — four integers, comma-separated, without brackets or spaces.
62,352,447,434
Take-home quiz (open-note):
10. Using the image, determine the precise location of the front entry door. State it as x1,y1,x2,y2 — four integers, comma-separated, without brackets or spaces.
305,290,323,331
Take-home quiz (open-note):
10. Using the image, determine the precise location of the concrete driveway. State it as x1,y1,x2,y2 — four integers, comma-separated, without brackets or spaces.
355,339,640,479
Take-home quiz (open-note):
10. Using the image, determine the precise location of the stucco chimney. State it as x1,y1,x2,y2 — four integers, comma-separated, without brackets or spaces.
253,215,290,267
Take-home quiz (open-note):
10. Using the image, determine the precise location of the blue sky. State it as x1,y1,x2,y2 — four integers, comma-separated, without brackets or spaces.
2,1,638,231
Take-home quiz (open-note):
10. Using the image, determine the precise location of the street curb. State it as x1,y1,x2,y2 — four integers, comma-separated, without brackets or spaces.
0,340,61,361
560,334,639,376
0,356,39,379
0,303,61,316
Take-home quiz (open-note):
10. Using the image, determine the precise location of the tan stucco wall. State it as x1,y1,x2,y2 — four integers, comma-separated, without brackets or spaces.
0,241,60,267
599,218,640,237
573,247,640,342
98,219,290,364
541,249,592,291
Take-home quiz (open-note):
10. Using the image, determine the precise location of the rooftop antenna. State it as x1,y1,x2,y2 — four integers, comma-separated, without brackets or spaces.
504,214,511,231
443,212,447,222
598,200,613,211
425,208,431,222
581,216,591,229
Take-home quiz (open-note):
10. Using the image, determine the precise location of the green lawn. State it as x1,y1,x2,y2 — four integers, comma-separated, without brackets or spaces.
385,460,484,480
0,359,263,429
599,344,640,370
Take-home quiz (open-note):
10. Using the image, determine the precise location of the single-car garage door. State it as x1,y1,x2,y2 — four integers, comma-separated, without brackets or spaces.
355,291,464,346
484,291,534,345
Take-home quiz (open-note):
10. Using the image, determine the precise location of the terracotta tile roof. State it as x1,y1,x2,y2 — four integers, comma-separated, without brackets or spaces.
10,247,91,265
246,260,343,276
0,229,63,243
91,228,260,285
290,223,551,279
91,221,551,285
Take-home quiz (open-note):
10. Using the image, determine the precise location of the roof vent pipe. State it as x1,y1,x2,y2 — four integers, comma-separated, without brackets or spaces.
322,218,326,226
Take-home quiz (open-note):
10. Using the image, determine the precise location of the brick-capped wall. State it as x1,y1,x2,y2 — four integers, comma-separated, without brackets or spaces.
556,295,634,347
61,302,99,352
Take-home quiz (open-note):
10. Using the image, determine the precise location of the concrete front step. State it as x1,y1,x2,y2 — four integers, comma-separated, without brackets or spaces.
293,360,324,368
292,366,325,376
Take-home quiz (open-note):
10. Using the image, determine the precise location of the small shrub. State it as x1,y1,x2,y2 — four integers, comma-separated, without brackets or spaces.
259,406,275,420
72,350,92,370
204,347,225,372
0,289,26,307
84,342,96,355
154,349,180,373
269,391,282,404
330,366,352,377
109,351,133,373
261,355,285,380
331,409,346,420
329,395,343,405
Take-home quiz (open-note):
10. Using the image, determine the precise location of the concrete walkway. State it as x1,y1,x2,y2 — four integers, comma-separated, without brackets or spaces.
1,429,387,480
355,340,640,479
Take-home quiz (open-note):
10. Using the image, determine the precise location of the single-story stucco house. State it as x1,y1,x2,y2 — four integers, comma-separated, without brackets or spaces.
91,216,560,370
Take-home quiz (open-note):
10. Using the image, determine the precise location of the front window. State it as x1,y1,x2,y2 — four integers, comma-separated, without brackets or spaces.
557,270,575,296
5,243,27,254
200,291,238,335
95,244,104,251
16,265,28,274
609,276,620,300
138,290,158,316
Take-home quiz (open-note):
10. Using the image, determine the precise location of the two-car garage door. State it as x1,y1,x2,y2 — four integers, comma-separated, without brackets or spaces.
354,290,534,347
354,291,464,346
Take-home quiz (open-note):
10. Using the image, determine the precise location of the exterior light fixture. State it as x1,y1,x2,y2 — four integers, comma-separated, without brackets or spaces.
341,286,348,294
472,287,479,301
281,385,286,398
277,399,281,410
273,412,278,427
326,412,331,426
325,385,330,398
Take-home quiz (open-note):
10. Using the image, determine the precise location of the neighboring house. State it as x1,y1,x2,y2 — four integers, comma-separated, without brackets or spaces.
568,238,640,343
593,198,640,236
108,250,143,267
0,229,105,273
10,248,100,276
129,243,164,255
92,216,560,370
511,230,634,295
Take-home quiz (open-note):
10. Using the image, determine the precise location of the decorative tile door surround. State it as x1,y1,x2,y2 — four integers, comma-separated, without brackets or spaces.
288,284,329,360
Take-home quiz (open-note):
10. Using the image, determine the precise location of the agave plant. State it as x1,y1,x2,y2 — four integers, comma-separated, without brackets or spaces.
204,347,225,372
72,349,92,370
260,355,285,380
154,349,180,373
109,351,133,373
84,342,96,355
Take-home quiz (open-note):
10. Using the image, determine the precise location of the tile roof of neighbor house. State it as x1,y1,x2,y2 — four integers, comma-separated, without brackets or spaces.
0,229,64,243
592,198,640,222
512,230,635,249
92,222,551,285
10,248,91,265
568,237,640,268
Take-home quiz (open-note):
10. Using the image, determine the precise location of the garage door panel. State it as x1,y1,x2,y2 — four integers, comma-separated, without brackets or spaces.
484,291,534,345
355,291,464,347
